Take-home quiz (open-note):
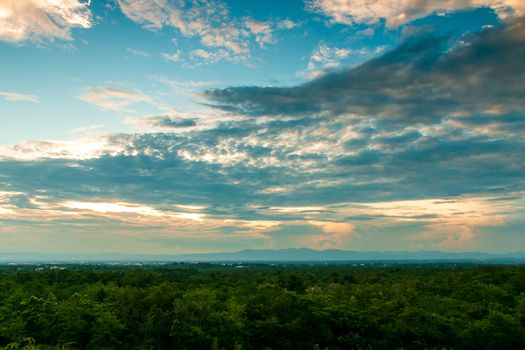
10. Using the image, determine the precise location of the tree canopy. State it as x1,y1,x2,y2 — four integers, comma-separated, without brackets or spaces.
1,263,525,349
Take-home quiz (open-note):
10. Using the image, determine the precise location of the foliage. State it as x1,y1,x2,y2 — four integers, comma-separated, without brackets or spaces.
1,263,525,349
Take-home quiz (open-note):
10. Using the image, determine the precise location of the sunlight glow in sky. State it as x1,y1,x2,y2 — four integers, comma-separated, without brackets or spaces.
0,0,524,253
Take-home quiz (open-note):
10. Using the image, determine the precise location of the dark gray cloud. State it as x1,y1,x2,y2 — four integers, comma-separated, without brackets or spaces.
149,116,198,128
204,18,525,121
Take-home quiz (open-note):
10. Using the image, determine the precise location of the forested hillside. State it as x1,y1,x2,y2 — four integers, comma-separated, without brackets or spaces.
1,264,525,349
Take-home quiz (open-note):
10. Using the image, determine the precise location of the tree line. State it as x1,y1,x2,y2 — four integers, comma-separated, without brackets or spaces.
1,263,525,349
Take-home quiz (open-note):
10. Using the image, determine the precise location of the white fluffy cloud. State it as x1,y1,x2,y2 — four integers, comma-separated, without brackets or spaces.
307,0,525,27
0,0,92,43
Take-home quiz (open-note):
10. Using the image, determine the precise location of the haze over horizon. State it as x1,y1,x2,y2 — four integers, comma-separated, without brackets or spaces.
1,0,525,254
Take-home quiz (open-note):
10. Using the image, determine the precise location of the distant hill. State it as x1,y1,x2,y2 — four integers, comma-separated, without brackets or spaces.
1,248,525,264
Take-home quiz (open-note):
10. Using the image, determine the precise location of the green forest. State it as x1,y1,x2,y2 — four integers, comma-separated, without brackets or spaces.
1,263,525,349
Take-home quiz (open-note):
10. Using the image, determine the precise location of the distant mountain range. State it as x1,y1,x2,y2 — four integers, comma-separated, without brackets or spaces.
1,248,525,264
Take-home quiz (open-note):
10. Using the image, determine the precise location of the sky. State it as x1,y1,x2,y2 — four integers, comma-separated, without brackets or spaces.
0,0,524,254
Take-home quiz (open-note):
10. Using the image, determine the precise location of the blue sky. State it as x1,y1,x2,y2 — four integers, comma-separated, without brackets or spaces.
0,0,524,254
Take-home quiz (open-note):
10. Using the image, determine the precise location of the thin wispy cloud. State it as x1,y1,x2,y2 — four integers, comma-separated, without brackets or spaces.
161,50,181,62
0,91,39,103
127,48,151,57
78,86,151,112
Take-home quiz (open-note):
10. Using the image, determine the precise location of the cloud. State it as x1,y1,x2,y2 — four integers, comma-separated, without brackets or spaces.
150,75,218,94
189,48,230,65
78,86,151,111
277,19,300,30
1,112,523,209
127,48,150,57
1,15,524,252
117,0,298,64
362,197,512,248
0,91,39,102
260,223,321,248
0,109,524,250
205,18,525,121
298,43,385,79
63,200,166,216
115,0,169,30
151,116,197,128
129,115,198,129
244,19,275,47
0,0,92,43
298,42,352,79
306,0,525,28
161,50,181,62
125,106,234,133
243,18,300,49
0,137,125,161
117,0,249,62
309,221,355,248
